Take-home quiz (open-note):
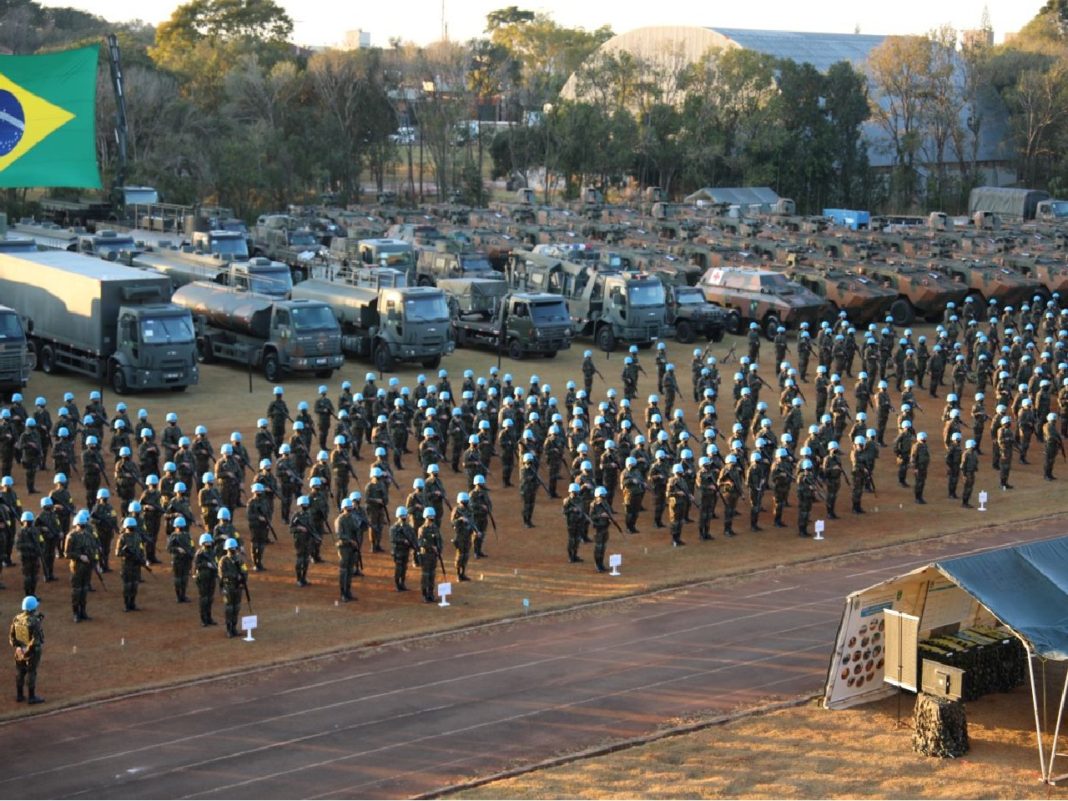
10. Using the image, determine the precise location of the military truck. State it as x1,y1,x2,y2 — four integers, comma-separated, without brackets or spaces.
969,186,1050,222
78,229,140,260
414,241,496,286
507,249,671,351
328,237,415,274
189,229,250,261
9,219,79,251
663,283,728,344
929,259,1043,308
172,283,343,382
0,250,198,393
851,261,968,324
132,248,293,298
251,215,326,282
0,304,29,392
290,270,453,372
697,267,828,339
440,278,573,359
780,265,898,325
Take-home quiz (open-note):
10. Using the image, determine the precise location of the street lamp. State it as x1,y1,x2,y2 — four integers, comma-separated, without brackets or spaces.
542,102,553,204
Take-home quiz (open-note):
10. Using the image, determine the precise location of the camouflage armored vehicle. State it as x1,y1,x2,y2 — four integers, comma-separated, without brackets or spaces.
996,254,1068,297
851,261,968,324
929,259,1044,307
779,265,897,325
697,266,829,339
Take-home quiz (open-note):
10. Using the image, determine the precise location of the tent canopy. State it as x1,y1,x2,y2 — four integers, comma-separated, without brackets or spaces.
938,537,1068,661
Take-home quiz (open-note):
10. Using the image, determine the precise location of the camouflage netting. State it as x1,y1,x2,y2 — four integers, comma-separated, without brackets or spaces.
912,693,969,758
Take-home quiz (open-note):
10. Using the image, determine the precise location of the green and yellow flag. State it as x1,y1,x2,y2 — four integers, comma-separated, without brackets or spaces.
0,45,100,189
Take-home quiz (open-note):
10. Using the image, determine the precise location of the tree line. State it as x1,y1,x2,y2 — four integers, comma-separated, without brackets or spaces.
4,0,1068,217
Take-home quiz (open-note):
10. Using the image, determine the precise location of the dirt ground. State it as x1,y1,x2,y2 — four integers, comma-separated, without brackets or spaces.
453,687,1068,800
1,326,1063,721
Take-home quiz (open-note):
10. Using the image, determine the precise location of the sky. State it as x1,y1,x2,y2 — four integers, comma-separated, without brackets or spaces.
40,0,1048,48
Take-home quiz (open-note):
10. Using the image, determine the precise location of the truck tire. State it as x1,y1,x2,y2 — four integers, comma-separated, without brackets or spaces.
263,352,281,383
374,341,395,373
422,355,442,370
889,298,914,326
508,339,525,360
417,276,433,287
40,345,57,375
196,337,215,364
675,320,695,344
171,385,188,393
709,326,725,343
545,350,558,359
111,363,129,396
26,341,38,372
725,311,742,336
314,369,333,379
595,325,616,353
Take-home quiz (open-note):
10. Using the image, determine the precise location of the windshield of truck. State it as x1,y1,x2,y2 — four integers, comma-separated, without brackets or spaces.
1048,201,1068,219
290,231,318,247
0,312,23,340
248,268,293,297
404,295,450,322
140,315,194,344
290,305,338,331
675,288,704,305
95,236,136,258
211,236,249,259
627,282,666,307
460,256,493,273
530,301,569,324
760,273,796,294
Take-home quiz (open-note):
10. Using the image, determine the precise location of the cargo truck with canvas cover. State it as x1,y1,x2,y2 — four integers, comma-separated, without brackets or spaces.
506,249,671,352
172,284,343,382
290,278,452,373
0,250,198,394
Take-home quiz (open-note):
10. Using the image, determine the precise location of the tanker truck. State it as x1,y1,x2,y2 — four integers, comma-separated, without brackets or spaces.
0,250,198,393
172,283,343,382
290,274,454,372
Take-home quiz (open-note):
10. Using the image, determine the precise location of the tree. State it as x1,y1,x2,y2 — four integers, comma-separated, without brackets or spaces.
824,61,872,208
920,26,964,210
150,0,294,106
867,35,933,209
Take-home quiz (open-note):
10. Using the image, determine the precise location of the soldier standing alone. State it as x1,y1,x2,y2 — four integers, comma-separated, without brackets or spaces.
9,595,44,704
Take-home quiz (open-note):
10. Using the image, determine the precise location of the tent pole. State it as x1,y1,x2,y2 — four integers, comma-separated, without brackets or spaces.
1046,666,1068,784
1028,651,1048,782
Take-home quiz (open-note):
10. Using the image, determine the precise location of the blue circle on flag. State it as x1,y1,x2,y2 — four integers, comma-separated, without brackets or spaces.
0,90,26,156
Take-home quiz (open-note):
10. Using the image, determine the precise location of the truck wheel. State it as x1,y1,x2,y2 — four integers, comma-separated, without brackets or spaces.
710,326,725,343
314,369,333,379
545,350,558,359
725,312,742,336
40,345,56,375
374,342,395,373
417,276,433,287
196,337,215,364
763,315,780,341
508,339,525,360
171,385,188,393
422,355,442,370
675,320,695,344
263,352,281,383
292,268,306,284
595,326,616,353
889,298,914,326
26,341,38,372
111,364,129,396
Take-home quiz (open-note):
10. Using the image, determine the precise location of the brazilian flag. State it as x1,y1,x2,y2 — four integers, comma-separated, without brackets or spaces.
0,45,101,189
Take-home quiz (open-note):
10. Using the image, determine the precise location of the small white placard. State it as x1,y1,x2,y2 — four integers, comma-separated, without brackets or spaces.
978,491,988,511
242,615,257,642
608,553,622,576
814,519,825,541
438,581,452,607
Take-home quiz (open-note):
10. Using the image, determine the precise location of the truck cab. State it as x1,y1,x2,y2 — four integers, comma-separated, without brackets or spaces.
355,238,415,274
228,258,293,298
80,230,140,261
415,241,495,286
191,230,250,261
0,304,29,391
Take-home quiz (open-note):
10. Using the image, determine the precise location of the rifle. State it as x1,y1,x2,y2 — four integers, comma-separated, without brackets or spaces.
722,345,737,364
92,559,107,590
380,465,401,490
533,472,553,497
487,509,499,540
598,502,625,534
861,465,878,495
591,366,606,383
240,573,253,613
266,520,280,543
368,496,392,523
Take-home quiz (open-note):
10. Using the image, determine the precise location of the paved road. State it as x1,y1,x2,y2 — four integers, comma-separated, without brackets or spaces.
0,519,1055,799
